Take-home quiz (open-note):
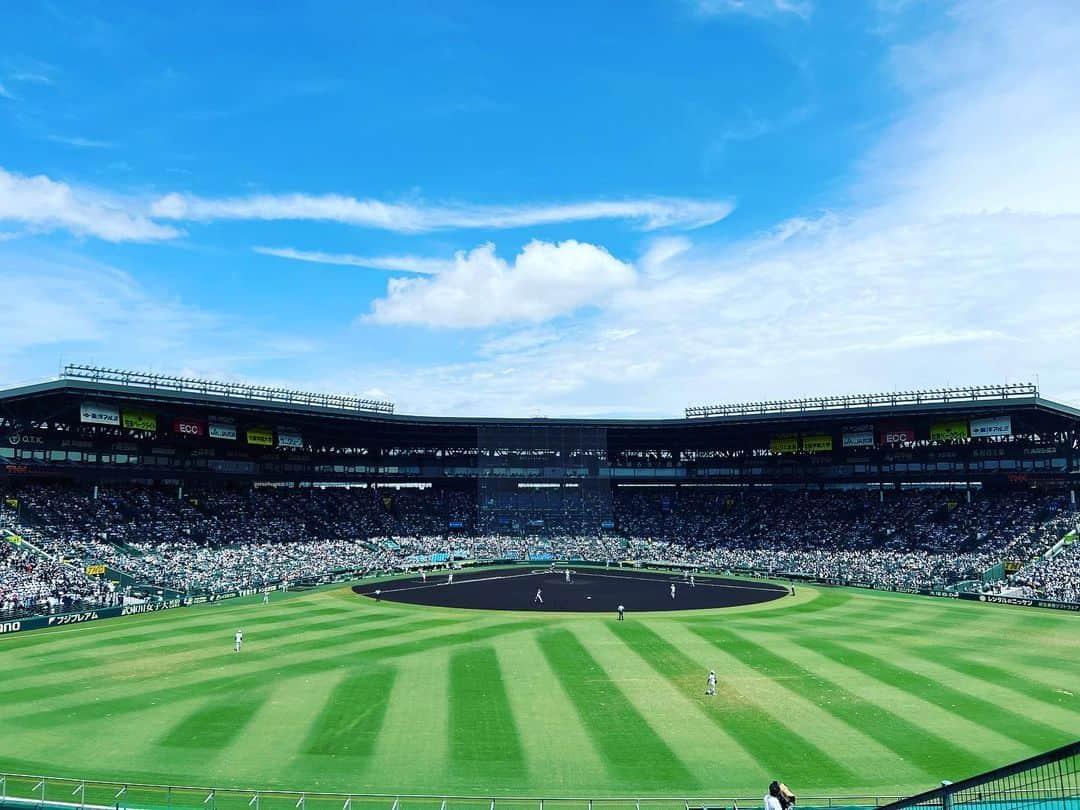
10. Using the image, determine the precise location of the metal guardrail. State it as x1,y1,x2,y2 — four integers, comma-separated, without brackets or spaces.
0,774,903,810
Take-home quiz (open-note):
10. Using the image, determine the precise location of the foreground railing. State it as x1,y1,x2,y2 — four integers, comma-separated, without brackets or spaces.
0,774,903,810
879,739,1079,810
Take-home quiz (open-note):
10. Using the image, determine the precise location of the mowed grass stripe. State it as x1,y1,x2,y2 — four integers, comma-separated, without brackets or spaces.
695,626,993,776
909,648,1080,712
13,605,377,663
0,616,452,708
536,627,697,789
448,646,526,777
682,588,852,622
494,633,612,792
5,603,355,657
797,637,1077,750
3,620,540,729
303,668,397,758
160,692,271,749
0,611,429,686
610,620,857,786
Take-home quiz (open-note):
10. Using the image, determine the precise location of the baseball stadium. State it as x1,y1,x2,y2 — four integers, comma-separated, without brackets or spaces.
0,367,1077,809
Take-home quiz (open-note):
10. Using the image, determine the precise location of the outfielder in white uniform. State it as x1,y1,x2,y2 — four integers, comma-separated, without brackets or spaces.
565,569,571,583
234,629,244,653
706,670,717,696
534,588,543,605
670,583,676,600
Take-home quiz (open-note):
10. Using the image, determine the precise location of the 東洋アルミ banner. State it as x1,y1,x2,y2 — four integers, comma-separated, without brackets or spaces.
80,401,120,426
769,434,798,453
277,430,303,448
842,430,875,448
122,410,157,431
802,434,833,452
246,427,273,446
208,419,236,440
970,415,1012,438
173,419,206,437
930,420,969,441
880,427,915,444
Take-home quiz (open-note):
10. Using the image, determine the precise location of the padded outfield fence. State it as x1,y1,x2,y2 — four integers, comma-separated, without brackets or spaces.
0,774,902,810
880,740,1079,810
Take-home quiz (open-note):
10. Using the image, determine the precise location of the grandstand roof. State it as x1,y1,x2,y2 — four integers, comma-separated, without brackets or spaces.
1,375,1078,443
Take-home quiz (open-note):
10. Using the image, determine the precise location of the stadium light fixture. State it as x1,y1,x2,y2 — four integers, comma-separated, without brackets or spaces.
62,364,396,415
685,382,1038,418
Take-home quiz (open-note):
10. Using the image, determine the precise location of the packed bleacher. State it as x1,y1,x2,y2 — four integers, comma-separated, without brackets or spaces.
1,483,1077,619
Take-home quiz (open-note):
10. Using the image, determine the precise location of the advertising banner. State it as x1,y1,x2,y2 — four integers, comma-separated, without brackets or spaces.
769,434,798,453
246,427,273,446
5,533,22,545
85,564,106,575
122,410,157,431
277,430,303,448
802,434,833,452
880,427,915,445
970,415,1012,438
930,420,969,441
208,419,237,440
80,401,120,426
173,419,206,437
842,430,875,448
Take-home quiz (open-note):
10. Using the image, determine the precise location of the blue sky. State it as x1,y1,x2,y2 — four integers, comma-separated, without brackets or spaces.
2,0,1079,416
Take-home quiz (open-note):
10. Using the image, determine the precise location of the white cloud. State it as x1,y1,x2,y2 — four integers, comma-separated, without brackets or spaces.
154,192,733,233
694,0,812,20
254,246,450,275
366,240,636,328
0,82,14,100
0,166,181,242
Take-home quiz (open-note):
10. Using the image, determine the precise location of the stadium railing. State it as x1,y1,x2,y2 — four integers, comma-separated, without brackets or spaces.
878,739,1079,810
0,773,903,810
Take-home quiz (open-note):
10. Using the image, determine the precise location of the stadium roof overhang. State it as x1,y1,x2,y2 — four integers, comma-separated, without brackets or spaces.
1,377,1078,450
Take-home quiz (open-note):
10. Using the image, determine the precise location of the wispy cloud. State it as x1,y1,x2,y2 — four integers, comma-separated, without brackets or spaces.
154,192,734,233
10,71,54,85
0,166,181,242
46,134,115,149
0,82,15,100
694,0,812,20
254,246,450,275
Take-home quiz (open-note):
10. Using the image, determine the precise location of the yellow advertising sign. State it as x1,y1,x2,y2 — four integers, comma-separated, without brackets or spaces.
246,428,273,446
4,497,17,508
122,410,157,431
803,434,834,452
930,420,968,441
769,434,798,453
85,564,106,576
5,533,22,545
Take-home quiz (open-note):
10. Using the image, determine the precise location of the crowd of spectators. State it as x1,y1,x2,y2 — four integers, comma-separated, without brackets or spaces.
1,483,1077,618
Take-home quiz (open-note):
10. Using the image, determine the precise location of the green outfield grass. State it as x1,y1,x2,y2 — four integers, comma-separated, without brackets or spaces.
0,574,1077,800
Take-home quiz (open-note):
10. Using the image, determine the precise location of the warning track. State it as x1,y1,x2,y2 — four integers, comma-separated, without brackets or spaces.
353,566,789,612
